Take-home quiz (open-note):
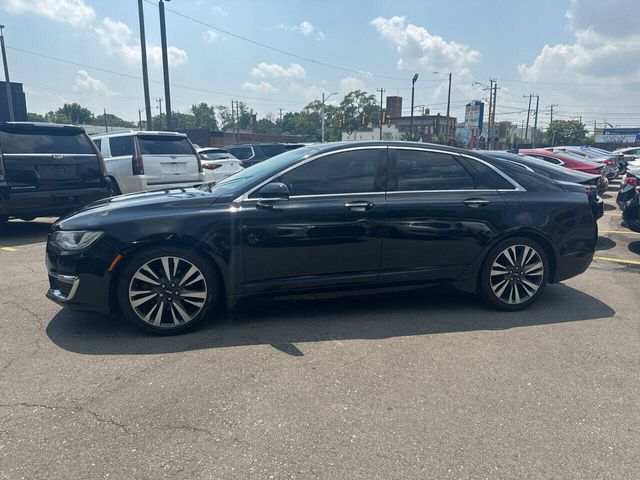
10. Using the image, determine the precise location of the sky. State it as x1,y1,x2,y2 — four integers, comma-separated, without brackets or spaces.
1,0,640,131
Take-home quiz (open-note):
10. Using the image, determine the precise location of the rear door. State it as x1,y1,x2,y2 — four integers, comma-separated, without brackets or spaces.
136,134,200,186
0,124,103,193
381,148,509,283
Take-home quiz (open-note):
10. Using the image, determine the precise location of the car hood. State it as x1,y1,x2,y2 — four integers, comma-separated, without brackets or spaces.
54,186,225,230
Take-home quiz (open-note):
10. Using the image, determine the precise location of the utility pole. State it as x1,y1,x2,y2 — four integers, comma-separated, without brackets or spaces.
103,108,108,132
524,94,532,142
138,109,143,130
158,0,172,130
491,81,498,149
547,104,558,125
137,0,152,130
410,74,418,141
445,73,452,143
532,95,540,148
376,88,385,141
230,100,235,144
156,97,163,128
0,25,15,121
486,79,494,149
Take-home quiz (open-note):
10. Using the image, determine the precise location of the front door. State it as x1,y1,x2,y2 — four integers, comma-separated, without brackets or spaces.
240,147,387,295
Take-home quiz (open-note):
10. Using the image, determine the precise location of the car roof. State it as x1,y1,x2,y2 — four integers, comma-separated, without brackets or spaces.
0,121,86,134
91,130,188,139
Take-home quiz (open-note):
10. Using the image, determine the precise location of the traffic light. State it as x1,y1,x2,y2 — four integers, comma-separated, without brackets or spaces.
381,110,387,125
339,115,346,128
360,113,365,126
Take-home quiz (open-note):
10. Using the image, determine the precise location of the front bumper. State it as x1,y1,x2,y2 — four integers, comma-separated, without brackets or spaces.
45,238,119,315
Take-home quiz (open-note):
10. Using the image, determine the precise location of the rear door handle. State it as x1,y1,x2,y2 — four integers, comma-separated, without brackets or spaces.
344,201,375,212
464,198,490,208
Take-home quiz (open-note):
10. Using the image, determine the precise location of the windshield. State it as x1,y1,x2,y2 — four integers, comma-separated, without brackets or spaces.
201,145,319,193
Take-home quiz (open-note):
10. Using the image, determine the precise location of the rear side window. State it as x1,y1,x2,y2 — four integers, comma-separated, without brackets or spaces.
458,156,515,189
259,145,286,157
0,129,94,154
109,136,134,157
137,135,193,155
393,150,474,191
93,138,101,151
229,147,253,160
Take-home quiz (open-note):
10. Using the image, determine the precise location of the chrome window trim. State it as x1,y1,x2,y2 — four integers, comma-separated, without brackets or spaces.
236,145,388,202
1,153,97,157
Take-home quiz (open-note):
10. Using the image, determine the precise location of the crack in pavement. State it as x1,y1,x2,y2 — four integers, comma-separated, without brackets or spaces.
0,402,132,434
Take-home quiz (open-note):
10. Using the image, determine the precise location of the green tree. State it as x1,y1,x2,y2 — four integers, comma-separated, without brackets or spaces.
56,103,94,124
93,112,135,129
546,120,588,146
339,90,379,129
191,102,218,129
27,112,46,122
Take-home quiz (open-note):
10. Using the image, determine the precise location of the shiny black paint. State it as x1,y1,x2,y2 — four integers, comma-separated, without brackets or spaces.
46,142,597,315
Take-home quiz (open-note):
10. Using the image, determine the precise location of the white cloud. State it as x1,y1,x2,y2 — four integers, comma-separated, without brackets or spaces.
211,5,228,16
289,83,326,102
242,81,277,94
250,63,306,78
203,30,219,42
371,16,480,73
339,77,367,92
275,21,325,39
1,0,95,26
73,70,118,97
95,18,188,67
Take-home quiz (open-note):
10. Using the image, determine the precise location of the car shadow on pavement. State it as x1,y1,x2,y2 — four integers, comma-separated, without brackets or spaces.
0,219,54,247
46,283,615,357
628,241,640,256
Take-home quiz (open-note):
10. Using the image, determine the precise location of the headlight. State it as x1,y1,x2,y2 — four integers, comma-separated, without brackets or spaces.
50,230,104,251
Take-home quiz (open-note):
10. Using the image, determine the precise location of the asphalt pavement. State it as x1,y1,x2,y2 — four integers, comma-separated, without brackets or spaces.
1,184,639,479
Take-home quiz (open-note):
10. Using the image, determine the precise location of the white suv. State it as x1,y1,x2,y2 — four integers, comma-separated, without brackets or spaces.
91,131,205,194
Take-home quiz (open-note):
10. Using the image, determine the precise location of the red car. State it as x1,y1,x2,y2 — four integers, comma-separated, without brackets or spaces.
519,149,604,175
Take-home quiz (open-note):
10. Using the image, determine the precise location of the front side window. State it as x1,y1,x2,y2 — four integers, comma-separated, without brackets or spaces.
393,150,474,191
275,149,383,196
108,136,134,157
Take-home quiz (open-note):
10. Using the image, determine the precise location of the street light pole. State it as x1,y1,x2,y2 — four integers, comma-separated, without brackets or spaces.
0,25,15,121
410,74,418,141
137,0,152,130
445,72,452,143
321,92,337,142
159,0,172,131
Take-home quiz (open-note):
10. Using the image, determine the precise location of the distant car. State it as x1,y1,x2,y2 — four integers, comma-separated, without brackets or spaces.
196,148,243,184
92,131,205,194
225,143,305,167
550,146,624,177
0,122,111,223
615,146,640,158
480,151,605,219
616,170,640,209
621,187,640,232
519,149,606,176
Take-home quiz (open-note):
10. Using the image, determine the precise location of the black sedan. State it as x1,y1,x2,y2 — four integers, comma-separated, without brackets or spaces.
46,142,597,334
622,188,640,232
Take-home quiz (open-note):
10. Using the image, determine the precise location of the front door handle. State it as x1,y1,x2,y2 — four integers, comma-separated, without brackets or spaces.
344,201,375,212
464,198,490,208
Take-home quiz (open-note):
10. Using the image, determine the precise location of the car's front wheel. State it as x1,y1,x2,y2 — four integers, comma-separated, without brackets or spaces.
117,246,218,334
478,237,549,311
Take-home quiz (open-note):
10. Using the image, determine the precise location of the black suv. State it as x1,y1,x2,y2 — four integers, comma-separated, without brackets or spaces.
225,143,304,167
0,122,111,223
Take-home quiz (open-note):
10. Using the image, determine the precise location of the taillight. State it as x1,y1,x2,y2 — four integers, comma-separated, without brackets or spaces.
626,176,637,187
132,138,144,175
196,152,203,173
202,163,222,170
604,159,614,166
87,135,108,177
584,185,597,195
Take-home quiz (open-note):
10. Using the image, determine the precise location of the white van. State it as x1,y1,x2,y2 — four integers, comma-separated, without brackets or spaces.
91,131,205,194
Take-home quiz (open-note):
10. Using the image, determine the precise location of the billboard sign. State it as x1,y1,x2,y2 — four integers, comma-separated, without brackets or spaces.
465,101,484,132
601,128,640,143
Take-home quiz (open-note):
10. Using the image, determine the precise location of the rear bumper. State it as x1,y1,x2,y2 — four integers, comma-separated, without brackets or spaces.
0,186,110,218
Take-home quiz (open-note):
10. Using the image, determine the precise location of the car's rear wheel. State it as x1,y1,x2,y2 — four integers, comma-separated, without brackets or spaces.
116,246,218,334
478,237,549,311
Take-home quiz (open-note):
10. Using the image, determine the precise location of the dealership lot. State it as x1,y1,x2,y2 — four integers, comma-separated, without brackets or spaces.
1,185,639,479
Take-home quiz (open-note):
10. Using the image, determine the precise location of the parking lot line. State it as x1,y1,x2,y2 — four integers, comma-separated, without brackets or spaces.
599,230,640,235
0,247,18,252
594,256,640,266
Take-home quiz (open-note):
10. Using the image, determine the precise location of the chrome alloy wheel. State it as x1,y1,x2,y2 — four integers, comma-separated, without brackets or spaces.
128,256,208,327
489,245,544,305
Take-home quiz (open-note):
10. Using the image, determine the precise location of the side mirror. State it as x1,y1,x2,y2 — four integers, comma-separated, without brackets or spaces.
258,182,290,200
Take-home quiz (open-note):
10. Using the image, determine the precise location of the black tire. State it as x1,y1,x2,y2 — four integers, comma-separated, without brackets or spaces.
478,237,549,311
116,246,219,334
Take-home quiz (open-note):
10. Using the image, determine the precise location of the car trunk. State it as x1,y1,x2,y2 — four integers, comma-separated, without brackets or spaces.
0,125,103,192
135,135,201,186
